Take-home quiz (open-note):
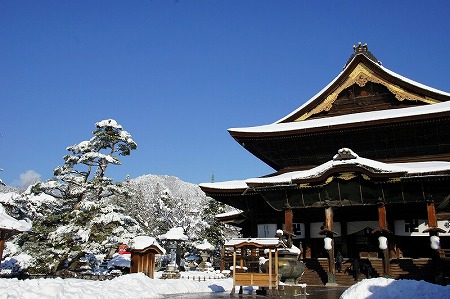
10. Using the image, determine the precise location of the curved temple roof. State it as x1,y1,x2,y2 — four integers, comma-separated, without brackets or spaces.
225,45,450,171
229,45,450,136
229,100,450,136
200,148,450,193
274,44,450,124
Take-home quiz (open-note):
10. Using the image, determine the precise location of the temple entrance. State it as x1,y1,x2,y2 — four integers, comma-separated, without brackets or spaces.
347,227,378,258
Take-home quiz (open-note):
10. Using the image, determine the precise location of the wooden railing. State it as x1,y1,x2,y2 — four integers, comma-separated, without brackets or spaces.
234,272,278,288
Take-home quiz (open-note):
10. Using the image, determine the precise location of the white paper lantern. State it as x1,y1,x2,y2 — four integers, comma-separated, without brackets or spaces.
430,236,440,250
324,237,332,251
378,236,388,250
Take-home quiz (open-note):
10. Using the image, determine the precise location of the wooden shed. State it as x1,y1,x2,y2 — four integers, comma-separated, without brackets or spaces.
225,238,285,296
129,236,165,278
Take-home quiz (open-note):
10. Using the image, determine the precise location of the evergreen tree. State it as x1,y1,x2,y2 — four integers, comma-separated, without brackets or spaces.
200,198,238,249
33,119,137,202
17,119,140,274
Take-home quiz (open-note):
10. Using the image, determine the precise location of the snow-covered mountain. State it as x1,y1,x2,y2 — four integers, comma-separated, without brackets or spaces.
0,174,239,275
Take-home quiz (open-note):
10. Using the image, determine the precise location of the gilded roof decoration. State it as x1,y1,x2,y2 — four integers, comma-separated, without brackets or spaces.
295,63,439,121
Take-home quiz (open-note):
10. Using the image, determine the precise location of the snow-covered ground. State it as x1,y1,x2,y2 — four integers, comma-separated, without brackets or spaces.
340,277,450,298
0,272,448,299
0,270,232,299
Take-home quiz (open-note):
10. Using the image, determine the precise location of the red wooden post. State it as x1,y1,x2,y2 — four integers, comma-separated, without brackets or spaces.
284,208,293,235
324,207,335,275
426,201,438,228
377,202,390,276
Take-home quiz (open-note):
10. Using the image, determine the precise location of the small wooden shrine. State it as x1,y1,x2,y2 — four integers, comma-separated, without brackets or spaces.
225,238,284,296
129,236,165,278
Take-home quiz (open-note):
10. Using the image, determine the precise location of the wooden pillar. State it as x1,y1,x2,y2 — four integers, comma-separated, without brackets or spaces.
325,207,335,273
426,201,438,228
231,250,236,294
284,208,294,248
274,249,279,295
304,222,311,258
144,253,149,276
285,208,293,234
377,201,391,276
268,248,272,291
149,252,155,278
424,200,445,282
130,251,140,273
378,203,388,230
321,206,337,285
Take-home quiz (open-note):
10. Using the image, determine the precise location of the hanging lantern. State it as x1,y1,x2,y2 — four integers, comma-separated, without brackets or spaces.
324,237,332,251
378,236,388,250
430,236,440,250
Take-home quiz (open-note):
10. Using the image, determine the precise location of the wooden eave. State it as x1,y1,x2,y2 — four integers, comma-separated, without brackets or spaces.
278,53,450,124
229,108,450,139
246,166,406,188
227,241,284,249
200,185,247,195
202,164,450,194
216,213,246,225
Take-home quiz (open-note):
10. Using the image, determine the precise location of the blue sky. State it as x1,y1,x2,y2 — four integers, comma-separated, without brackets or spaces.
1,1,449,187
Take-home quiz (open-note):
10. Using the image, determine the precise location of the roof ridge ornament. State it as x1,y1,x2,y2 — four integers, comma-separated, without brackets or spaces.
333,148,359,161
344,42,381,68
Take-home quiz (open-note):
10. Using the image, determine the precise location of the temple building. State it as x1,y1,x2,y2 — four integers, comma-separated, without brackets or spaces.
200,43,450,285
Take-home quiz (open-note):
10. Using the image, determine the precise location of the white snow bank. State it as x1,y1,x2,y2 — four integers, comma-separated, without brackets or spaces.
0,272,233,299
340,277,450,299
0,274,447,298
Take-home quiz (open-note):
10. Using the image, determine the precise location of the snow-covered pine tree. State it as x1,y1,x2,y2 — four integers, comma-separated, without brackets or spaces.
17,119,142,274
32,119,137,202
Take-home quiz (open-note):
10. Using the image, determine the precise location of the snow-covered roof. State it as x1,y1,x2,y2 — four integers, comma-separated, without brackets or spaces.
229,100,450,134
131,236,165,254
201,180,248,191
224,238,284,248
275,52,450,124
195,239,215,251
158,227,188,241
215,209,243,218
200,148,450,191
0,204,32,232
